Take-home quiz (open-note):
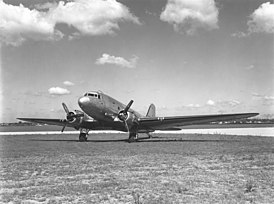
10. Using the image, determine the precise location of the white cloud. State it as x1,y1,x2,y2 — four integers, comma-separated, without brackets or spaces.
0,0,140,46
33,2,58,11
63,81,74,86
186,104,201,108
251,93,274,106
252,93,274,100
206,99,215,106
228,100,240,106
95,53,138,68
248,2,274,34
245,64,255,70
0,1,60,46
48,87,70,95
262,95,274,106
263,96,274,101
252,92,261,97
160,0,219,34
49,0,140,36
231,31,248,38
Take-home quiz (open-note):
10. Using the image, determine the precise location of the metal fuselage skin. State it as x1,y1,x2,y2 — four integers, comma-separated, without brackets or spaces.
78,91,143,131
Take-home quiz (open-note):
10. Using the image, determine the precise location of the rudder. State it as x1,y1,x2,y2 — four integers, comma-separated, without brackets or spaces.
146,104,156,117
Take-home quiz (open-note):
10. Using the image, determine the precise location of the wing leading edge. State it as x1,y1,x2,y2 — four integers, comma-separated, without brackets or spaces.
17,118,70,127
138,113,259,131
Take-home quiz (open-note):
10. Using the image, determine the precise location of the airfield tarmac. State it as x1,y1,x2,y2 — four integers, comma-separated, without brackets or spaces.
1,133,274,204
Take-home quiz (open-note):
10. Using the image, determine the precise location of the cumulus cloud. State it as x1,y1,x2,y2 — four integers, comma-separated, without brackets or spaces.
33,2,58,11
0,1,61,46
0,0,140,46
95,53,138,68
63,81,74,86
248,2,274,34
48,87,70,95
50,0,140,36
206,99,215,106
160,0,219,34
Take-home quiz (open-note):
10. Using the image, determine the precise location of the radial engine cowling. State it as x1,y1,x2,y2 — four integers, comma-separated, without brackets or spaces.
118,111,138,127
67,110,84,124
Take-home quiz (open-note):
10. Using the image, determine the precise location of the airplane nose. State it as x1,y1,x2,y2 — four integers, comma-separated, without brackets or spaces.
78,96,90,107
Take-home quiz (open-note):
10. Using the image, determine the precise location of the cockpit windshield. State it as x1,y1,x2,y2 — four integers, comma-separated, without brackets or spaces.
84,92,101,99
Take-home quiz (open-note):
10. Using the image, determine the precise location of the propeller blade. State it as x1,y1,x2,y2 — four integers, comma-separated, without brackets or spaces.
61,124,66,132
61,120,67,132
124,100,134,113
124,121,129,132
62,103,70,114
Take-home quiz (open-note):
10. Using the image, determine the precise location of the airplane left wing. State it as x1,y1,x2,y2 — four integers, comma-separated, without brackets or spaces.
17,118,73,127
138,113,259,131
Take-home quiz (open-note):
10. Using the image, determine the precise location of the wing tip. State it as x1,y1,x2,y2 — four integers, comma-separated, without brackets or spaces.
248,113,259,117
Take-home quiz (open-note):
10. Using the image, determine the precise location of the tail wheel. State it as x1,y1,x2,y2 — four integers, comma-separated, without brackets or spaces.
79,133,87,142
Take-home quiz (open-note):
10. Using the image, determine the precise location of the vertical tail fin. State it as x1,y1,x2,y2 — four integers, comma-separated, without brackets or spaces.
146,104,156,117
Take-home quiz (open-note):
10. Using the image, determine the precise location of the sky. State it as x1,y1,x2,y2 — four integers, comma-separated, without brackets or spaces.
0,0,273,122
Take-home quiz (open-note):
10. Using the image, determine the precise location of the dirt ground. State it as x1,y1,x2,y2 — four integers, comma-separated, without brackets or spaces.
1,133,274,203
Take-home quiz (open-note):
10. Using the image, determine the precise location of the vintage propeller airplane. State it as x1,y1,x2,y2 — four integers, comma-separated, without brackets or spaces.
18,91,258,142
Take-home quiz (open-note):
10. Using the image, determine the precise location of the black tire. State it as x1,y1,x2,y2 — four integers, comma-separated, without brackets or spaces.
79,133,87,142
128,133,136,143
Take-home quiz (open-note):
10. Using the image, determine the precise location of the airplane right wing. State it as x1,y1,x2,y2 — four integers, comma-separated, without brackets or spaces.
138,113,259,131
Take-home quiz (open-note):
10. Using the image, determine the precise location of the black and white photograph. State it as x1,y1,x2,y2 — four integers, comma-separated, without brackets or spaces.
1,0,274,203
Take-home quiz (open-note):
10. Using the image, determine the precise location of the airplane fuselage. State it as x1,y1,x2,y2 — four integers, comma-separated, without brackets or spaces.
78,91,143,123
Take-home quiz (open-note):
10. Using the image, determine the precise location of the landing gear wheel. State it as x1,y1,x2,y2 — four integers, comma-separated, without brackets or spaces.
128,133,137,143
79,133,87,142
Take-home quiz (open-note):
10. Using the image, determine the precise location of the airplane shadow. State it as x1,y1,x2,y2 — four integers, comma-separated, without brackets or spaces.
29,137,239,143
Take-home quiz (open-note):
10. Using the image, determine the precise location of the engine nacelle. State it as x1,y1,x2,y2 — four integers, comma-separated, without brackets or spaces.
125,112,136,123
67,110,84,124
118,111,138,129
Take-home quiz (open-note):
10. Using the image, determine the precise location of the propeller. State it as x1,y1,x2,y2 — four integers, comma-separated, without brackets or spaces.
61,103,84,132
118,100,133,121
118,100,134,132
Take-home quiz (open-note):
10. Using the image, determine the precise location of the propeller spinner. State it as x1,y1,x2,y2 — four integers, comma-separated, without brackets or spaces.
61,103,84,132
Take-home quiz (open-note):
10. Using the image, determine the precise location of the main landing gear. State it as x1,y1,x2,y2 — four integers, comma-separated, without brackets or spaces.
128,132,138,143
79,129,89,142
128,132,154,142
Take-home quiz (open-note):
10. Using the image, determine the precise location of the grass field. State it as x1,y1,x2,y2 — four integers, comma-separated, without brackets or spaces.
1,133,274,203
